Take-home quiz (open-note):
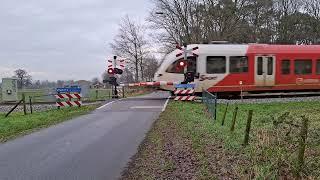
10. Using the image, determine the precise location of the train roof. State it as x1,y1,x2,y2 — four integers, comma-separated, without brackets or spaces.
189,44,248,55
189,44,320,55
247,44,320,54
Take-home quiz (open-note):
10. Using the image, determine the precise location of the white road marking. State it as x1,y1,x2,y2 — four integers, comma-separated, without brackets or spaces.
97,101,117,110
130,106,163,109
162,96,171,112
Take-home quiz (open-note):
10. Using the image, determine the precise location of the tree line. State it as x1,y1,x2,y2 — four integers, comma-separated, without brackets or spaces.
1,69,101,89
148,0,320,50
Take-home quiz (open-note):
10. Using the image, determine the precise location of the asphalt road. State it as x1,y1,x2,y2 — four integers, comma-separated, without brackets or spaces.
0,91,170,180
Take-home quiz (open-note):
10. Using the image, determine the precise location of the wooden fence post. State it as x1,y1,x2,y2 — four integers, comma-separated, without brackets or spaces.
214,93,218,120
295,116,309,177
22,93,27,115
95,89,98,100
230,106,238,132
221,103,229,126
122,86,125,98
243,110,253,146
29,96,33,114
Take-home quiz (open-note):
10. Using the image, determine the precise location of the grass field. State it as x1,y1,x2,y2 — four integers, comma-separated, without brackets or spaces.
0,105,99,142
122,101,320,179
88,89,112,101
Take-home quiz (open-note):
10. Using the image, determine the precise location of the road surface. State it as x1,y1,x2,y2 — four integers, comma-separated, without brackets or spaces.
0,91,170,180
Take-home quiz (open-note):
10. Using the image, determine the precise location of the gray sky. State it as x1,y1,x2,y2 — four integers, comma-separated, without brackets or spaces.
0,0,151,81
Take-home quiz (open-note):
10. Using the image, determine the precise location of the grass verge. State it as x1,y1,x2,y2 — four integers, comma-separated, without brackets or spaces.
0,105,99,143
121,101,320,179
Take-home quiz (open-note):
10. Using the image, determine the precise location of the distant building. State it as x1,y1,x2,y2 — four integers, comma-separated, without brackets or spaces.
91,82,105,89
75,80,91,87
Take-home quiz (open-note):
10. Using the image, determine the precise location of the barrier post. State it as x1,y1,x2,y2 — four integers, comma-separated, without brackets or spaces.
29,96,33,114
122,86,125,98
57,92,61,109
230,106,238,132
295,116,309,177
78,93,81,107
214,93,217,120
22,93,27,115
243,110,253,146
221,103,229,126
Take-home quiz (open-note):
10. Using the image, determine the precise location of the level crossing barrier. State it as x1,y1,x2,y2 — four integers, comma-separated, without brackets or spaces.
120,81,180,87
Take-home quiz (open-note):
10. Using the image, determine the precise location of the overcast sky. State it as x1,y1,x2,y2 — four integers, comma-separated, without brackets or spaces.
0,0,152,81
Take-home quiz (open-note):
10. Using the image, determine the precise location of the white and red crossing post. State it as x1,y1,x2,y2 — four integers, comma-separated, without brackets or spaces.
175,44,199,84
106,56,126,98
55,93,82,107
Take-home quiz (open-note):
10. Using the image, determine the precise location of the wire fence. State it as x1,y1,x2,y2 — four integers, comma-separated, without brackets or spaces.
202,90,217,120
211,100,319,178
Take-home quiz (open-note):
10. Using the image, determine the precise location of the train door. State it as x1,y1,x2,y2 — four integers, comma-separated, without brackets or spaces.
255,56,275,86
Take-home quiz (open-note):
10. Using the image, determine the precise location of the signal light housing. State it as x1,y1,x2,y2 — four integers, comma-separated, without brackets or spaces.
114,68,123,75
107,68,114,74
178,60,187,67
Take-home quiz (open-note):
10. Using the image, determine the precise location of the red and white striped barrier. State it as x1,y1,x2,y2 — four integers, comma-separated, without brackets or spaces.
120,81,180,87
174,89,195,95
174,96,196,101
55,94,82,99
56,101,82,107
55,93,82,107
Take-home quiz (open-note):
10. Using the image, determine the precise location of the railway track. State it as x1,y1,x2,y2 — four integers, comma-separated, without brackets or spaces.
217,95,320,104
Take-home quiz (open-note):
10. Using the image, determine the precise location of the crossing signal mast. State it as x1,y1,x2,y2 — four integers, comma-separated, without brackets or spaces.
176,43,199,84
105,56,125,98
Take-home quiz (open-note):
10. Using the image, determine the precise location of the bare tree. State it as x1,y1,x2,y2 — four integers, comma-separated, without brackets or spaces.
110,16,149,82
143,56,159,81
148,0,202,47
118,68,135,83
14,69,32,89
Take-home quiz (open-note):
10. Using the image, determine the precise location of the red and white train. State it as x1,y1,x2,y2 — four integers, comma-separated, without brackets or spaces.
154,43,320,95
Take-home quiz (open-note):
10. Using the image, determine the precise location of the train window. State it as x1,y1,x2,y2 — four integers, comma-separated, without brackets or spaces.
166,60,184,74
281,60,290,75
257,57,263,75
166,57,197,74
317,60,320,74
294,59,312,75
267,57,274,75
230,56,248,73
206,56,226,74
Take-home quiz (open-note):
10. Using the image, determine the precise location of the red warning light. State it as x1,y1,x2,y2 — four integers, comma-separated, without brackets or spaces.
107,68,114,74
178,60,186,67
